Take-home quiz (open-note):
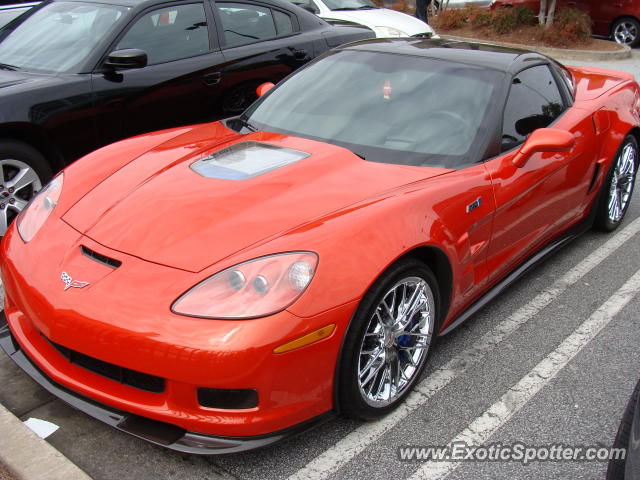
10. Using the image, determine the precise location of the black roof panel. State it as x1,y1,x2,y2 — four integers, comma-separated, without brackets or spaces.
339,38,549,73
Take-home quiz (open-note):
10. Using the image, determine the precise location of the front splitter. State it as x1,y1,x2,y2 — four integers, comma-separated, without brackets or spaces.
0,311,334,455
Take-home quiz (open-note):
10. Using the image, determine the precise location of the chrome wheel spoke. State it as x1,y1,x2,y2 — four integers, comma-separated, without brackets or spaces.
360,355,385,388
0,159,42,234
7,167,39,193
608,142,637,223
0,208,8,234
357,276,435,408
10,198,28,211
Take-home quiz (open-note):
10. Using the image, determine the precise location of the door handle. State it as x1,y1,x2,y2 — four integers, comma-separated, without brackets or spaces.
203,72,221,86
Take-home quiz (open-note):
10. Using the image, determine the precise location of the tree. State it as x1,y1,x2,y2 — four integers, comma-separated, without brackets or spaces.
538,0,558,27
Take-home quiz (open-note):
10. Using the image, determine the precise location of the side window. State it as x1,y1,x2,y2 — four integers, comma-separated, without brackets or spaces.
216,3,294,48
273,10,294,35
502,65,566,151
116,3,209,65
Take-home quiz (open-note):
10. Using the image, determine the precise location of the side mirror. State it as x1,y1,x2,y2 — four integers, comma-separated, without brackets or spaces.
256,82,275,97
104,49,148,71
512,128,575,168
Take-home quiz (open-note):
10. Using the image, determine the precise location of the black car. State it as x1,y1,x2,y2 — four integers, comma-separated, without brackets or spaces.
0,2,39,28
0,0,373,233
608,379,640,480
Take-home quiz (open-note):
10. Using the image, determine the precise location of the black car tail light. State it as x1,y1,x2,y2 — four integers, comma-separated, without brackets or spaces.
197,388,258,409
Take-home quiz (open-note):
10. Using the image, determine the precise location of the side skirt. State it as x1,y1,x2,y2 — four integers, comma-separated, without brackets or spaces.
439,224,589,336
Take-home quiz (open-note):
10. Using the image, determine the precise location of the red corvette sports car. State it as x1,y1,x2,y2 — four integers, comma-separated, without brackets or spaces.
1,39,639,454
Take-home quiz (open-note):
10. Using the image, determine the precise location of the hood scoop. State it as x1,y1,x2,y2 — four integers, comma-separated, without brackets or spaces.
190,141,310,180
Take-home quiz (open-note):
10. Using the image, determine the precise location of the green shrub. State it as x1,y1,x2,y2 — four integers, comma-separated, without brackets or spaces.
487,6,534,34
435,8,468,30
467,5,492,28
515,6,536,26
489,7,519,34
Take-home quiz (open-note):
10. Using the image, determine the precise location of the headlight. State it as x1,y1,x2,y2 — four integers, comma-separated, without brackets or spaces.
17,173,63,243
374,26,407,38
172,252,318,319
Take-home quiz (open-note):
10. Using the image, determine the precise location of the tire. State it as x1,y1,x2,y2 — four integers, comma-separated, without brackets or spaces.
337,258,440,420
594,135,638,232
606,379,640,480
612,17,640,48
0,140,52,235
221,81,263,114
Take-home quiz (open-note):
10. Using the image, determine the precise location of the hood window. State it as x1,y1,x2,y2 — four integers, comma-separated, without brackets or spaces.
190,142,310,180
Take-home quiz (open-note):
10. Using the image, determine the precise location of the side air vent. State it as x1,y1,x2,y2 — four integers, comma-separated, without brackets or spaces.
587,163,601,193
81,246,122,268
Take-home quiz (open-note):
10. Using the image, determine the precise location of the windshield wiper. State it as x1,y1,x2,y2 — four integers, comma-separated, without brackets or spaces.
0,63,19,71
235,117,257,132
356,6,378,9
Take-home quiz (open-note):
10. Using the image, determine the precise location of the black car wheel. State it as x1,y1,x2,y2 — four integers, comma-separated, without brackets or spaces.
0,140,52,235
607,379,640,480
338,258,440,420
612,17,640,48
221,81,263,115
594,135,638,232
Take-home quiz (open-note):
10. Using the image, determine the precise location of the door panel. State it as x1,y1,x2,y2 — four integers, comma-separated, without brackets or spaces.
212,1,315,115
485,65,597,281
591,0,626,37
91,2,224,146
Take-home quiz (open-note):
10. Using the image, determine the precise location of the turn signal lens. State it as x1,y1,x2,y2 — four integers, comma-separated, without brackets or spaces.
17,173,63,243
172,252,318,319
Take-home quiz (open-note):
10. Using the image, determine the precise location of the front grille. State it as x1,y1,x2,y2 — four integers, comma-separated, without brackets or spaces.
44,336,165,393
81,246,122,269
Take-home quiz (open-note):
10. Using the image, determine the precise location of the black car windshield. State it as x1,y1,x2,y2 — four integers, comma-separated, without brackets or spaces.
0,1,128,73
323,0,377,10
243,50,504,168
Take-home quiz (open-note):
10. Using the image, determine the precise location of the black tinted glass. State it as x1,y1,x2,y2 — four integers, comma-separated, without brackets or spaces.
502,65,565,150
117,3,208,65
217,3,278,47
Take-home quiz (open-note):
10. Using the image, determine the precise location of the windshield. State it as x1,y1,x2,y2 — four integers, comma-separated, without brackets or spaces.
243,50,504,168
0,2,128,73
324,0,377,11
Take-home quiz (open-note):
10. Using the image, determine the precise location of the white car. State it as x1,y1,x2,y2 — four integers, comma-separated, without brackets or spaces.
287,0,437,38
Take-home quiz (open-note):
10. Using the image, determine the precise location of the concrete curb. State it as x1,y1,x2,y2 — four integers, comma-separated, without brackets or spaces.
0,403,92,480
441,34,632,61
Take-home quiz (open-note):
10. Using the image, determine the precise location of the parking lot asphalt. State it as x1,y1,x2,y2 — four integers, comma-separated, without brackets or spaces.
1,51,640,480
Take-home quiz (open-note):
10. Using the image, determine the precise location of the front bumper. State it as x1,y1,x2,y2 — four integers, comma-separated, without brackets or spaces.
0,219,357,451
0,312,333,454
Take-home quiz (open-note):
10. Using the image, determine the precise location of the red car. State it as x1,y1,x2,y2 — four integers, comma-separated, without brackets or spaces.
492,0,640,47
1,39,639,454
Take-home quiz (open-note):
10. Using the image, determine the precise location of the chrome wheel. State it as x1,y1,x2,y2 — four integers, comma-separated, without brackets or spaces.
0,159,42,233
608,142,637,223
614,20,639,46
357,276,434,407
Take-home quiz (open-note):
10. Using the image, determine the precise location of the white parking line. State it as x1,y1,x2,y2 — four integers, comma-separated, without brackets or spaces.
407,267,640,480
288,217,640,480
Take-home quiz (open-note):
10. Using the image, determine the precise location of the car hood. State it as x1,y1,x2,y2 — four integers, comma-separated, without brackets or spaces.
62,128,449,272
321,8,433,36
0,69,38,89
